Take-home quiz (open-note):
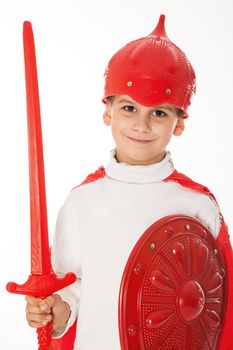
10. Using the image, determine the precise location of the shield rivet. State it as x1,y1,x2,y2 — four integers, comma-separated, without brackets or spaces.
201,230,207,238
185,224,191,230
150,242,156,250
128,324,138,336
165,226,174,236
166,88,171,95
127,81,133,87
133,263,144,275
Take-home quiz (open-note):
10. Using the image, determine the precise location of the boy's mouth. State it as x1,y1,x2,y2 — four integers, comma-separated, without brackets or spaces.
127,136,154,144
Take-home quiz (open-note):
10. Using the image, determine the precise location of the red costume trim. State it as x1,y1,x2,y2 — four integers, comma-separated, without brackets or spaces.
74,166,106,188
51,168,233,350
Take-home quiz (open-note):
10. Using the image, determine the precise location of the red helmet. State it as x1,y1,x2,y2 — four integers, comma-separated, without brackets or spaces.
103,15,196,116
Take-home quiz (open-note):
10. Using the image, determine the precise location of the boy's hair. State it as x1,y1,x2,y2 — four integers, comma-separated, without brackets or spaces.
103,15,196,117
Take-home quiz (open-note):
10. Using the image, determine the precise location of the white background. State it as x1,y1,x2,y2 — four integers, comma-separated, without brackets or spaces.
0,0,232,348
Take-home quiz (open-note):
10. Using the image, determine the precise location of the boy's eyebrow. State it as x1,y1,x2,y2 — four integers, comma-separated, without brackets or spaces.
117,99,174,111
117,98,137,105
156,104,173,111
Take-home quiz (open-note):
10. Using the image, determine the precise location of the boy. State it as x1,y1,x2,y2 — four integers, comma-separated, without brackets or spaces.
25,15,233,349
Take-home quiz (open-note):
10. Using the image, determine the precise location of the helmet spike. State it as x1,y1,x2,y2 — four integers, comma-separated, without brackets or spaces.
150,14,168,39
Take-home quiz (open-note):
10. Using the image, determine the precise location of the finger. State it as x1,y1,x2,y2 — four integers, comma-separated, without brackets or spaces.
27,319,51,329
26,304,50,315
25,295,43,306
39,295,57,311
26,311,52,325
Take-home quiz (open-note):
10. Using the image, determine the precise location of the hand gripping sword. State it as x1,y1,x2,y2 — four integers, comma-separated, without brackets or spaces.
6,22,77,349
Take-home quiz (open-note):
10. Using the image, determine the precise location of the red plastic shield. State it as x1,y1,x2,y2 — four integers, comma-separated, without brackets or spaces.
119,215,227,350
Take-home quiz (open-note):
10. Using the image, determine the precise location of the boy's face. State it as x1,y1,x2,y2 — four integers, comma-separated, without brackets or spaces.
103,95,185,165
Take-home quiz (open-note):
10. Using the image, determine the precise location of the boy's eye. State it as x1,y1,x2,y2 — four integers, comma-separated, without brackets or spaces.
122,105,136,112
152,110,167,118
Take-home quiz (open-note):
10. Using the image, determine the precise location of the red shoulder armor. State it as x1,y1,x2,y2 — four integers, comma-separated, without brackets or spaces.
74,166,106,188
164,170,216,200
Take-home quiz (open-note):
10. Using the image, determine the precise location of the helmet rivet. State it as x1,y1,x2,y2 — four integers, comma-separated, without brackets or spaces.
166,88,171,95
127,81,133,87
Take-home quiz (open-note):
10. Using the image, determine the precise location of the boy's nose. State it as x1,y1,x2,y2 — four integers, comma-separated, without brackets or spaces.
131,116,151,133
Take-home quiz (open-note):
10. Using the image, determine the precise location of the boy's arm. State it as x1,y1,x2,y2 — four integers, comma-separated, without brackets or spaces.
50,196,82,337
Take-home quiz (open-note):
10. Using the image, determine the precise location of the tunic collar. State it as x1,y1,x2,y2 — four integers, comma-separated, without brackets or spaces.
105,150,175,184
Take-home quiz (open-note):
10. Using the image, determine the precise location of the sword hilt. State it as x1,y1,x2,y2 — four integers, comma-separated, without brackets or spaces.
7,272,76,349
37,323,52,350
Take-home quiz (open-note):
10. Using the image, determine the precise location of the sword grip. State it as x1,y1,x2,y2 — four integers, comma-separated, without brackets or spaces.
37,322,52,350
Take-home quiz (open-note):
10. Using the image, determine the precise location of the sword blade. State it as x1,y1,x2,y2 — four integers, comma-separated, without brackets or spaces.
23,21,52,275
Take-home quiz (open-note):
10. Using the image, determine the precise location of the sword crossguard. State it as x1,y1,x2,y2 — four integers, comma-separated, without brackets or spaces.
6,272,77,297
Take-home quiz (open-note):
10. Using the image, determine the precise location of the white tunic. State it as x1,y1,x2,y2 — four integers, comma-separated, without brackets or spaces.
51,151,220,350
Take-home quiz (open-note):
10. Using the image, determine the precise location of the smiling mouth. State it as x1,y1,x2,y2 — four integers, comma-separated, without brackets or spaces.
127,136,154,144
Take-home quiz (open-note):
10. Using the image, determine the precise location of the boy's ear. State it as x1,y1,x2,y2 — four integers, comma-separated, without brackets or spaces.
103,101,112,126
173,117,185,136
